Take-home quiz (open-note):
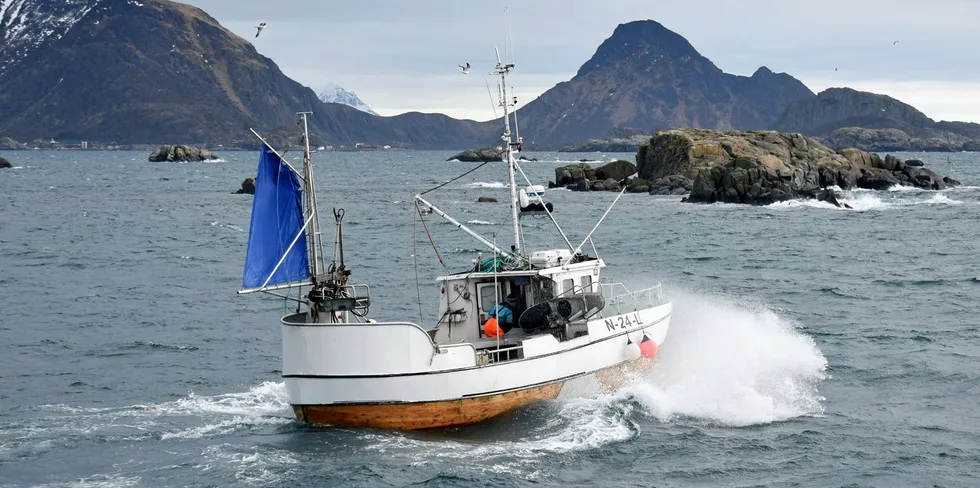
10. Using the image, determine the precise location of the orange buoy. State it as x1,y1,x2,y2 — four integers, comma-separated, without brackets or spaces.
639,334,658,359
483,317,504,338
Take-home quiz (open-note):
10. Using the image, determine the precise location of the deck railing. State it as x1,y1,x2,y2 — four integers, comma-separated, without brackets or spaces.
599,282,665,317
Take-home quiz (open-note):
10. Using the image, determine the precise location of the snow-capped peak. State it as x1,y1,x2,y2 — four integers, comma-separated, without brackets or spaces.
0,0,103,73
318,82,378,116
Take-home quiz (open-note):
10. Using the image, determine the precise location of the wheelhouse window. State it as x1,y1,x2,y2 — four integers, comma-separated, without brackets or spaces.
581,275,593,292
479,284,501,313
562,278,574,294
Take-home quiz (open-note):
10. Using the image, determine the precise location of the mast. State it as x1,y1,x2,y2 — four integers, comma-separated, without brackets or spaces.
492,48,521,253
299,112,322,283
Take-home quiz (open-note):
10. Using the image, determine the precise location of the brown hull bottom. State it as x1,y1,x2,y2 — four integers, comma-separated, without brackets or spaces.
594,357,655,393
293,381,565,430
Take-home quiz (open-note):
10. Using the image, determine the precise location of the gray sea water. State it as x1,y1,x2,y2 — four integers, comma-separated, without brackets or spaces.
1,149,979,487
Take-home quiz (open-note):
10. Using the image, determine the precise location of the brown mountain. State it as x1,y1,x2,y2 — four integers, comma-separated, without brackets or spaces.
773,87,980,151
512,20,815,148
0,0,490,148
772,88,935,137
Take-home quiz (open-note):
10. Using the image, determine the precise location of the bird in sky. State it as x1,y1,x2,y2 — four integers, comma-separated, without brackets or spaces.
459,62,470,75
893,40,899,45
255,22,267,38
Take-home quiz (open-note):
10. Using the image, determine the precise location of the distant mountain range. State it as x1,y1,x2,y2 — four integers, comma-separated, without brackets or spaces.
512,20,815,148
0,0,487,148
0,1,976,150
318,83,378,116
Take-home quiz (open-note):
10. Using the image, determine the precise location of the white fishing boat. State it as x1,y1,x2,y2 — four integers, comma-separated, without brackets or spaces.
238,54,672,430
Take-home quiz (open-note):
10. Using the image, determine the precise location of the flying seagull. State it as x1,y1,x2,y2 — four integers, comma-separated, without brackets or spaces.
255,22,267,38
459,62,470,75
893,40,899,45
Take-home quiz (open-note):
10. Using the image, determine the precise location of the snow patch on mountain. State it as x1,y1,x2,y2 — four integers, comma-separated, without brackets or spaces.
0,0,102,73
318,82,378,116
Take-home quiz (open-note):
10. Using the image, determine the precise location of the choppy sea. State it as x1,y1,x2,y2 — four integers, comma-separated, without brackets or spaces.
1,149,978,487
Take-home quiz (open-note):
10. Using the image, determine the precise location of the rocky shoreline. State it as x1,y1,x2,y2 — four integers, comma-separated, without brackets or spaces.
549,129,961,207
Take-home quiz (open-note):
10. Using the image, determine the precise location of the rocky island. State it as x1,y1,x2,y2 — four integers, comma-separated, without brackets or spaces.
0,155,12,168
148,145,218,162
446,147,504,162
551,129,960,207
643,129,959,205
234,178,256,195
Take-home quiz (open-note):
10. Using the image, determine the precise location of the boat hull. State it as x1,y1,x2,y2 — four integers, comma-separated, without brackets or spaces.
293,380,565,429
281,303,671,429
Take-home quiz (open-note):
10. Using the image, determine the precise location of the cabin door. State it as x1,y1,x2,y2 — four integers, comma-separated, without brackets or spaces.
476,282,503,328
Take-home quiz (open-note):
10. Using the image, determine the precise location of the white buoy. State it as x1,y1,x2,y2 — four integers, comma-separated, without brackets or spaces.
624,339,641,361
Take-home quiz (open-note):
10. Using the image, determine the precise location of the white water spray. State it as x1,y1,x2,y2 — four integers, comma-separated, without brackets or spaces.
626,289,828,426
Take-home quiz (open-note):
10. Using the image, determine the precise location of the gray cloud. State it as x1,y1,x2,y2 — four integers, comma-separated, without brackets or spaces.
187,0,980,122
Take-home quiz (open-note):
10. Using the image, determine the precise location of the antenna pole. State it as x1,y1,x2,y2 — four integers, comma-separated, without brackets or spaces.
493,51,521,254
299,112,322,283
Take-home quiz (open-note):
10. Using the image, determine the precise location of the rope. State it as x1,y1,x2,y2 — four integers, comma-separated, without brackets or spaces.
412,207,425,328
418,205,446,269
420,159,494,195
484,76,498,119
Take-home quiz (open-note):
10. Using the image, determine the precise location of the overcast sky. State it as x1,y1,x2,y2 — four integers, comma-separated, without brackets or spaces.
187,0,980,123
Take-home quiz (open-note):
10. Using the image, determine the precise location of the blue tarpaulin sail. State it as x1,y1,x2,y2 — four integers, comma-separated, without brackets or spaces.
241,145,310,289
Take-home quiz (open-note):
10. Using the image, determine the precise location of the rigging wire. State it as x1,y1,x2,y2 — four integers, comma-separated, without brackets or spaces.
504,7,515,66
418,203,446,269
484,76,498,119
412,206,425,328
420,159,494,195
512,161,575,253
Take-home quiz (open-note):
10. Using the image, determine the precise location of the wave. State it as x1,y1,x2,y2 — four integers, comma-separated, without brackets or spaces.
33,474,143,488
769,192,965,211
2,382,292,458
125,341,199,352
171,158,226,164
467,181,506,188
922,193,963,205
887,184,923,192
943,185,980,191
466,220,495,225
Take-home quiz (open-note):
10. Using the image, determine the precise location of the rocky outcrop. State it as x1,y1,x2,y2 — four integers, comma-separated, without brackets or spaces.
647,175,694,195
550,163,634,192
447,147,503,162
235,178,255,194
594,160,637,181
149,145,217,162
554,163,597,188
633,128,959,206
0,156,11,168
